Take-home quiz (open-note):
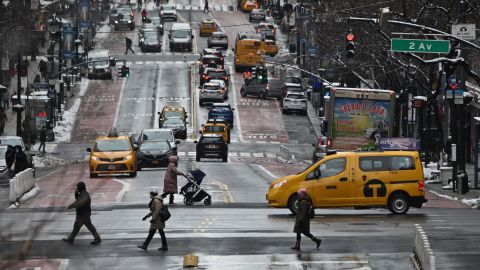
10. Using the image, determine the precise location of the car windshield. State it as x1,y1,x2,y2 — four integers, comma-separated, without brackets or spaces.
164,111,183,118
0,147,7,158
212,34,226,40
287,94,305,99
211,107,230,113
0,138,24,149
165,118,184,124
94,139,131,152
140,141,171,151
142,130,172,141
286,77,302,84
205,126,225,132
208,71,225,77
286,86,303,92
89,57,109,67
163,6,174,10
209,80,225,87
145,37,158,43
202,137,223,143
172,30,190,38
205,84,221,90
203,22,215,27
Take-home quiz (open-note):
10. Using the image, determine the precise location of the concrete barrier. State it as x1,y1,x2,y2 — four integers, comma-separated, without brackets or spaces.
9,168,35,204
412,224,436,270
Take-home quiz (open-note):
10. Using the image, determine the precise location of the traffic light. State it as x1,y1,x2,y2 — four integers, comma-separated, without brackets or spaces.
120,65,130,78
256,66,268,83
345,31,355,59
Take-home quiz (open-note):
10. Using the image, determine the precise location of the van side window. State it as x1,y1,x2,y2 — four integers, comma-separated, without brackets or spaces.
359,156,389,172
391,156,415,170
319,158,346,178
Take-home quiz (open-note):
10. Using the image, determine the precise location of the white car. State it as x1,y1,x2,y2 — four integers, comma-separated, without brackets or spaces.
282,91,307,115
0,145,9,180
160,5,177,21
199,82,226,106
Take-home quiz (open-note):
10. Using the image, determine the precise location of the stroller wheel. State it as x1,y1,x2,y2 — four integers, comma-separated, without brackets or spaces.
183,196,194,206
204,198,212,205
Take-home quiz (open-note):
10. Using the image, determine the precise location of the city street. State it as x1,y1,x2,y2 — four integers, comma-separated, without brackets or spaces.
2,0,480,270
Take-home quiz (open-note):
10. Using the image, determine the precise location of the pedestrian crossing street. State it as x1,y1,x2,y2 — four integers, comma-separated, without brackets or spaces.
116,60,196,66
82,151,278,161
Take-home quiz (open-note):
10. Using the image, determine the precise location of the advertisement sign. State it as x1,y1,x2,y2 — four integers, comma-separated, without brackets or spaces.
79,0,90,28
379,137,421,151
333,97,390,149
62,26,76,59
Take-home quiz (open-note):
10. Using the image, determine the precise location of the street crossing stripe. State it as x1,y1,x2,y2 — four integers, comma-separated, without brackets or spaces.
82,152,279,161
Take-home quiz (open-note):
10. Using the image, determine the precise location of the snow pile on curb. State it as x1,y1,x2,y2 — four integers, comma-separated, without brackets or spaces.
19,184,40,203
33,154,72,168
53,79,89,142
423,163,440,183
428,189,480,209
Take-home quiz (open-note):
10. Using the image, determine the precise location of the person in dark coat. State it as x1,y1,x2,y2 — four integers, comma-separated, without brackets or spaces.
204,0,209,12
0,109,7,134
137,191,168,251
161,156,186,204
63,181,102,245
5,145,15,177
291,188,321,251
14,146,28,175
38,126,47,153
125,37,134,54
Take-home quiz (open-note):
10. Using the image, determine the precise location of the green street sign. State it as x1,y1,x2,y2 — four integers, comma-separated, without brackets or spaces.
391,38,450,53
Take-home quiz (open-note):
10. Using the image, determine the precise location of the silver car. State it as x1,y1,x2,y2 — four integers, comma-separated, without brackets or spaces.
199,82,225,106
207,32,228,50
281,91,308,115
249,9,266,22
160,5,177,21
0,145,9,179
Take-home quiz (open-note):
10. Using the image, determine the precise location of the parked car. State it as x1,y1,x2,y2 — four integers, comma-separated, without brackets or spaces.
207,32,229,50
281,82,304,97
281,91,308,115
160,5,177,21
136,140,178,170
249,9,266,22
0,136,35,176
194,134,228,162
208,103,234,127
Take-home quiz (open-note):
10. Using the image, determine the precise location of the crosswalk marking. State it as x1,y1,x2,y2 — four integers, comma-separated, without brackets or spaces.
81,152,279,161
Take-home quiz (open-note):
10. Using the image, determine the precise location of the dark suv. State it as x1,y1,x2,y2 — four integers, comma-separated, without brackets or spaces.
195,134,228,162
208,103,234,127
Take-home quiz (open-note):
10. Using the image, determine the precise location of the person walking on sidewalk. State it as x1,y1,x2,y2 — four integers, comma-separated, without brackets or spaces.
204,0,209,12
38,126,46,153
125,37,134,54
13,146,28,175
291,188,321,251
63,181,102,245
161,156,186,204
137,191,169,251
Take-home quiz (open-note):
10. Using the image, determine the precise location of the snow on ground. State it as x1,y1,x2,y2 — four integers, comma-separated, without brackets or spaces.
53,79,89,142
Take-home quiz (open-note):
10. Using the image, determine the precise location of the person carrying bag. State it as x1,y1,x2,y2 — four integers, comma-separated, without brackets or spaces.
137,191,169,251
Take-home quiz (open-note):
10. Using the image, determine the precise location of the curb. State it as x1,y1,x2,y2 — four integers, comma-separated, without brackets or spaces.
427,189,480,209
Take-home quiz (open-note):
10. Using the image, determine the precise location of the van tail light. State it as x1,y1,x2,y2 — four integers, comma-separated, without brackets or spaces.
266,84,269,90
224,76,228,80
256,29,259,33
221,57,224,61
327,138,331,146
418,180,425,192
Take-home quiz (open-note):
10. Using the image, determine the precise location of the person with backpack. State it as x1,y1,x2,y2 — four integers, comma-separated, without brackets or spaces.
125,37,134,54
137,191,169,251
291,188,321,251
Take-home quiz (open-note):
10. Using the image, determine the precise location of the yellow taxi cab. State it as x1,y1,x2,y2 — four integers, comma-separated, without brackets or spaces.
199,20,218,37
158,105,188,128
87,130,137,178
266,150,427,215
200,120,230,143
263,39,278,56
240,0,259,12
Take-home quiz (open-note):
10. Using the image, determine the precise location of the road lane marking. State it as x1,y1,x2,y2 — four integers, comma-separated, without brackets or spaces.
229,65,243,142
190,62,197,140
58,259,70,270
257,164,279,179
211,179,234,203
113,78,127,128
253,152,264,158
153,63,164,127
434,227,454,229
240,152,251,157
112,178,130,203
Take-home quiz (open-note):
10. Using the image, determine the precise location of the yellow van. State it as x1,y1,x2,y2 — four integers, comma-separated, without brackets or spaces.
233,39,264,72
199,20,217,37
200,121,230,143
266,151,427,215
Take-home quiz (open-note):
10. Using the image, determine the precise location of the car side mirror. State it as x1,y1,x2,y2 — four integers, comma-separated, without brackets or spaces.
192,35,194,39
199,131,202,134
231,48,234,52
198,86,201,89
186,122,189,124
194,140,198,143
175,140,180,144
168,34,171,39
87,148,91,152
231,108,235,111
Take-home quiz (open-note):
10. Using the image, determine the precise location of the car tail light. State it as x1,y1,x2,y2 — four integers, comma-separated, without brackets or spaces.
221,57,224,61
266,84,269,90
327,138,331,146
256,29,259,33
224,76,228,81
418,180,425,191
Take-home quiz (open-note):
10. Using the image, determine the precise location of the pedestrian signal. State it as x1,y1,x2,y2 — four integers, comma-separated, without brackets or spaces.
120,65,130,78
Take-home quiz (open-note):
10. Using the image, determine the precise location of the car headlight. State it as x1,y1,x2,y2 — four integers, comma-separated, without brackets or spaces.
272,180,287,189
115,20,118,24
123,155,133,161
0,166,7,172
128,20,132,23
92,156,100,161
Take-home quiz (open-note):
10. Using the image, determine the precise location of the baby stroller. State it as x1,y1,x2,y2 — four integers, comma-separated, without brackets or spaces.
180,169,212,205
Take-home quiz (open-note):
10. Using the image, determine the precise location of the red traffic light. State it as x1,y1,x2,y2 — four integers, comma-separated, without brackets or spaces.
346,33,355,41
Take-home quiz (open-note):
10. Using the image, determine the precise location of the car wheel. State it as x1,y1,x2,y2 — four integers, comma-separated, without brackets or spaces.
137,165,142,171
204,197,212,205
196,155,201,162
184,196,194,205
222,154,228,162
288,194,300,215
240,89,247,97
282,108,287,114
260,91,266,99
130,171,137,177
90,173,98,178
388,193,410,215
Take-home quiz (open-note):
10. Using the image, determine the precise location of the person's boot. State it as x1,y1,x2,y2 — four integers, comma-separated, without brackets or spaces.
312,237,321,249
158,245,168,251
62,236,74,245
290,241,300,251
91,232,102,245
137,243,148,251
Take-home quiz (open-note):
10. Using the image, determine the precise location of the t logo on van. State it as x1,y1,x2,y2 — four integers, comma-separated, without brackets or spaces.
363,179,387,197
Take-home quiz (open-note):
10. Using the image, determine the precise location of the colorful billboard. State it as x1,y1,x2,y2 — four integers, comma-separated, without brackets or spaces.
379,137,421,151
79,0,90,28
62,26,76,59
332,97,391,150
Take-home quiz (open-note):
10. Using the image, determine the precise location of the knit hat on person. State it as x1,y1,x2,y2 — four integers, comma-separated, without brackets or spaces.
150,190,158,197
77,181,86,192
